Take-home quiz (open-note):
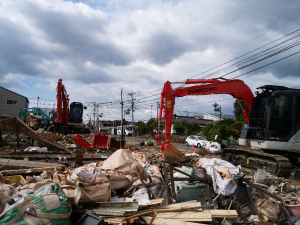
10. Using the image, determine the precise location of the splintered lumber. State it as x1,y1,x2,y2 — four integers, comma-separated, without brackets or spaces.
156,211,212,222
0,159,65,171
149,198,164,205
1,167,58,175
125,204,215,219
103,217,126,225
142,216,206,225
140,198,165,209
204,210,238,218
157,202,202,210
73,202,139,216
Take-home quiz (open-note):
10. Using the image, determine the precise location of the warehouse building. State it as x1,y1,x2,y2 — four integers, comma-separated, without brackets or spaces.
0,86,29,117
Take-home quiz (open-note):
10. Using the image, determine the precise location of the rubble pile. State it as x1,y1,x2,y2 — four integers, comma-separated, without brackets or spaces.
0,132,300,224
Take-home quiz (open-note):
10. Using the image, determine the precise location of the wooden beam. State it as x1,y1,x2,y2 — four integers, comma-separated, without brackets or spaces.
204,210,238,218
73,202,139,216
156,202,201,210
1,167,59,175
156,212,212,221
142,216,206,225
0,159,64,171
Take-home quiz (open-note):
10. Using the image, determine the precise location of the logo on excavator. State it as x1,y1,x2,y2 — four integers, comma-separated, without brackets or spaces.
188,87,217,94
167,100,172,108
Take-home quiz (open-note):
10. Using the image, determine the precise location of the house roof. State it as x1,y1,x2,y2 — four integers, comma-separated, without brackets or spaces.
0,86,29,102
204,112,236,120
172,115,215,125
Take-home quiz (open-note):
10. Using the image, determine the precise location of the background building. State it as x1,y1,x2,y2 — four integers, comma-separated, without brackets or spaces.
203,112,235,121
0,87,29,117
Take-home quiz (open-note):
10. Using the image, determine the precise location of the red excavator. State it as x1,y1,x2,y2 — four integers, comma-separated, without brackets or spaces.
156,78,300,177
49,79,90,134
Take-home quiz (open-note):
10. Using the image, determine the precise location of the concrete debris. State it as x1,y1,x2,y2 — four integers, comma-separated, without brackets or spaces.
1,131,300,224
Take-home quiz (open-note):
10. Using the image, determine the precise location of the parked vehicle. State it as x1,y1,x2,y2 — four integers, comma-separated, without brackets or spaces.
117,126,124,135
185,135,208,148
125,125,134,136
117,125,135,136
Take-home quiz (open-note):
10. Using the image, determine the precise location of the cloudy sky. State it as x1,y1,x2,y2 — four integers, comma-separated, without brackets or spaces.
1,0,300,123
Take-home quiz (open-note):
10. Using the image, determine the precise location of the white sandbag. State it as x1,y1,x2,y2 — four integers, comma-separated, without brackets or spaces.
199,158,239,196
102,149,148,181
205,142,221,153
71,168,94,181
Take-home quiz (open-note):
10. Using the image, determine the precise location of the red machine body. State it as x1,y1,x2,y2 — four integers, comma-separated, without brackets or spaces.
156,78,254,162
55,79,70,125
72,133,109,149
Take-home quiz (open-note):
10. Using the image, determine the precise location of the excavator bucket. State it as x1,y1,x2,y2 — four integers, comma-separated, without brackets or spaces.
163,143,186,163
92,132,109,148
109,137,126,150
72,134,93,149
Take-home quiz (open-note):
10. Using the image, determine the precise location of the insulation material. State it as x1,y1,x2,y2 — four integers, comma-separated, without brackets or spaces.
199,158,239,196
205,142,221,153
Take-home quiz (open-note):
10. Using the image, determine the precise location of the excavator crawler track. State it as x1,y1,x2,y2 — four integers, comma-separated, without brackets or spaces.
222,148,292,177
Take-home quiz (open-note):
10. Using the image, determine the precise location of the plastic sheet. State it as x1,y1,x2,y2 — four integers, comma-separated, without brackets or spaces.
24,147,48,152
205,142,221,153
199,158,239,196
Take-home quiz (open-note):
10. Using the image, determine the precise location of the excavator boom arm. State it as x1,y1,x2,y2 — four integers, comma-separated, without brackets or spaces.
55,79,70,125
156,78,254,162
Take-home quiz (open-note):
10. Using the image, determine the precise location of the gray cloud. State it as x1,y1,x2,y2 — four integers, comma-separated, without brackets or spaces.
142,30,192,65
1,0,300,121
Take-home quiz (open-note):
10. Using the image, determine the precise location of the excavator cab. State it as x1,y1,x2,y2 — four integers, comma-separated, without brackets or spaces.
69,102,84,124
247,85,300,143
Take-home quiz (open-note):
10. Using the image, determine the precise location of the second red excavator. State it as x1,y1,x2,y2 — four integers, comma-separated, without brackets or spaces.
156,78,300,177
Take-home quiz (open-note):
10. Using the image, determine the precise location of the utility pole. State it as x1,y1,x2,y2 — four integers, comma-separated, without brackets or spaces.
219,105,222,143
37,97,40,108
93,101,96,129
157,102,159,144
128,91,135,126
212,103,222,142
121,88,124,139
184,109,189,116
151,105,153,118
96,102,112,132
96,102,99,131
129,91,136,136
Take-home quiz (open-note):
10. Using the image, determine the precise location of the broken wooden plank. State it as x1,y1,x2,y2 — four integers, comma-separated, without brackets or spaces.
156,202,201,210
156,211,212,222
148,198,164,205
204,209,238,218
142,216,206,225
102,217,125,225
1,167,59,175
0,159,65,171
73,202,139,216
0,155,107,161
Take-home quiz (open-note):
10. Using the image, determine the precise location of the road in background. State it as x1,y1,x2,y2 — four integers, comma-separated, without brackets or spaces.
109,135,195,151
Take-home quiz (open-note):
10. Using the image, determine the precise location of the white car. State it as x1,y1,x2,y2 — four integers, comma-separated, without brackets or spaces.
185,135,208,148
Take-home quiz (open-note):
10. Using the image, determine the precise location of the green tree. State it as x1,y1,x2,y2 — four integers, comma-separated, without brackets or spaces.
226,121,244,139
206,118,236,142
189,122,201,134
234,99,250,123
146,118,158,136
173,122,185,134
136,121,149,136
201,122,214,137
